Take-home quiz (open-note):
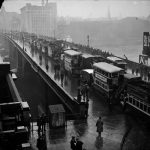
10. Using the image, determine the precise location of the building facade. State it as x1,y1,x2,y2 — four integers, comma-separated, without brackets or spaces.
0,6,21,32
20,3,57,37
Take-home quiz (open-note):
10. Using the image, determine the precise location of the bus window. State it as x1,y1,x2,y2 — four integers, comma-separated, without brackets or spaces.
112,73,118,77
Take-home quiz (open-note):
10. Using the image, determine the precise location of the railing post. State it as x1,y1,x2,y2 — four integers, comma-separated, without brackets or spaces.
135,99,137,107
146,105,148,113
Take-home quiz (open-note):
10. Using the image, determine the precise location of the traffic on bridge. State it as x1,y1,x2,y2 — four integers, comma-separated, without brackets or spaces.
0,0,150,150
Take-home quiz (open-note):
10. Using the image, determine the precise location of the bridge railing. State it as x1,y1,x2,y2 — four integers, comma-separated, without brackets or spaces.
126,93,150,116
40,67,80,114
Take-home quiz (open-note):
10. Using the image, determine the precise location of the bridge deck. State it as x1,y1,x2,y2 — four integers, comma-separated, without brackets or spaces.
5,34,80,115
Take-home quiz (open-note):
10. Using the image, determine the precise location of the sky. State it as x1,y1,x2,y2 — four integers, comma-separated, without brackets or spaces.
2,0,150,19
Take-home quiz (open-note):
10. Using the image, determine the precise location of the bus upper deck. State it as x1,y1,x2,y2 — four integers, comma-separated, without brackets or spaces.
107,56,127,70
63,50,82,74
93,62,124,98
93,62,124,78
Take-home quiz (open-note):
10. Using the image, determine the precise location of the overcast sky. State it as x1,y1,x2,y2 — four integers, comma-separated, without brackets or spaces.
2,0,150,19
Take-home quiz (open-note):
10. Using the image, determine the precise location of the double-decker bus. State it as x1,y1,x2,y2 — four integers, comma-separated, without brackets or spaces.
93,62,124,99
107,56,127,70
80,69,94,86
81,54,104,69
63,50,82,75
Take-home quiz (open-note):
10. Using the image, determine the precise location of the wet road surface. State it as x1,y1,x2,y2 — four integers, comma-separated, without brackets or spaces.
12,39,127,150
1,37,150,150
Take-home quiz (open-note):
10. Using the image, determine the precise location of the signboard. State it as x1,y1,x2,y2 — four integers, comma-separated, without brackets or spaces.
112,78,118,85
48,46,52,57
143,32,150,56
64,61,71,71
95,73,107,82
143,32,149,47
65,57,71,63
139,54,148,65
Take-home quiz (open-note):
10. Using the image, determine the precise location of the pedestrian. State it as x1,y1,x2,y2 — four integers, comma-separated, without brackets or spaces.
84,102,89,118
132,69,134,75
70,136,76,150
76,138,83,150
96,116,103,137
81,84,86,101
36,136,42,150
41,114,46,133
77,88,82,103
60,70,64,86
46,64,49,71
37,116,41,135
41,134,47,150
85,83,89,100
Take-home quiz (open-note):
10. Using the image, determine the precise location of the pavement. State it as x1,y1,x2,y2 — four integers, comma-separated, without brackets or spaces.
29,112,126,150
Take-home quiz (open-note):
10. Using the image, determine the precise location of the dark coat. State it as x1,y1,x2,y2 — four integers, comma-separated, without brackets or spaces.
70,139,76,150
96,119,103,133
76,140,83,150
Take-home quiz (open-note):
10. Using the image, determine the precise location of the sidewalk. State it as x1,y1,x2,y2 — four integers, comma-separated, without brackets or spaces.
29,116,125,150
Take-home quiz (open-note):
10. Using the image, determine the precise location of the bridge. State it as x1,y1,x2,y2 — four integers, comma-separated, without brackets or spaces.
1,33,83,119
1,31,150,118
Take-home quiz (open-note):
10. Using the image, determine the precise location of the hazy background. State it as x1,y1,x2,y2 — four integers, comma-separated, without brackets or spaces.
2,0,150,62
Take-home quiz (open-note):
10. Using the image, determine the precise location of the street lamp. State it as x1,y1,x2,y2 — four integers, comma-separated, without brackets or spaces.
22,32,24,50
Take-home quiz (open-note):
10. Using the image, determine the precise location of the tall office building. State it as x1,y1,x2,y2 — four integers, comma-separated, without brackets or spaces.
0,6,21,32
20,2,57,37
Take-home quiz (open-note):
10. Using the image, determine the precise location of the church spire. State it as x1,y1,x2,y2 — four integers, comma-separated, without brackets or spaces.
107,6,111,20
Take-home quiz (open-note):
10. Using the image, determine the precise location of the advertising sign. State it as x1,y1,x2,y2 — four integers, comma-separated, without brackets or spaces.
139,54,148,65
143,32,150,56
95,73,107,82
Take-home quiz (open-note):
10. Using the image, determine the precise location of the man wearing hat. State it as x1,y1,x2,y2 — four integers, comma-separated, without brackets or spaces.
70,136,76,150
76,137,83,150
96,116,103,137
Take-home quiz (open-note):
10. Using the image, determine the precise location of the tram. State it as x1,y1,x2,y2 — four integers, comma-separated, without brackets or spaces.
80,69,94,86
47,40,63,60
120,73,150,116
63,50,82,75
93,62,124,99
81,54,104,69
107,56,127,70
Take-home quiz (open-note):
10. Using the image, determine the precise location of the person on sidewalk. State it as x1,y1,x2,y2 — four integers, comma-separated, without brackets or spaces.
37,116,41,136
77,88,82,103
96,116,103,137
41,114,46,134
85,83,89,101
70,136,76,150
37,134,47,150
36,136,42,150
76,138,83,150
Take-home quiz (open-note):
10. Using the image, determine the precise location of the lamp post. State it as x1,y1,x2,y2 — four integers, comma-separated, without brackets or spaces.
87,35,90,47
22,32,24,50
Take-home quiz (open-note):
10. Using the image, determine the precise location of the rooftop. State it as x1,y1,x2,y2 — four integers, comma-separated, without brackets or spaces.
64,50,81,56
82,53,95,58
124,73,141,80
82,69,94,74
49,104,65,113
107,56,122,62
93,62,123,73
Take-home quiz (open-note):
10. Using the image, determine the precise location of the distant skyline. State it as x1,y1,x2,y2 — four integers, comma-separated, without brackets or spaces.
2,0,150,19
